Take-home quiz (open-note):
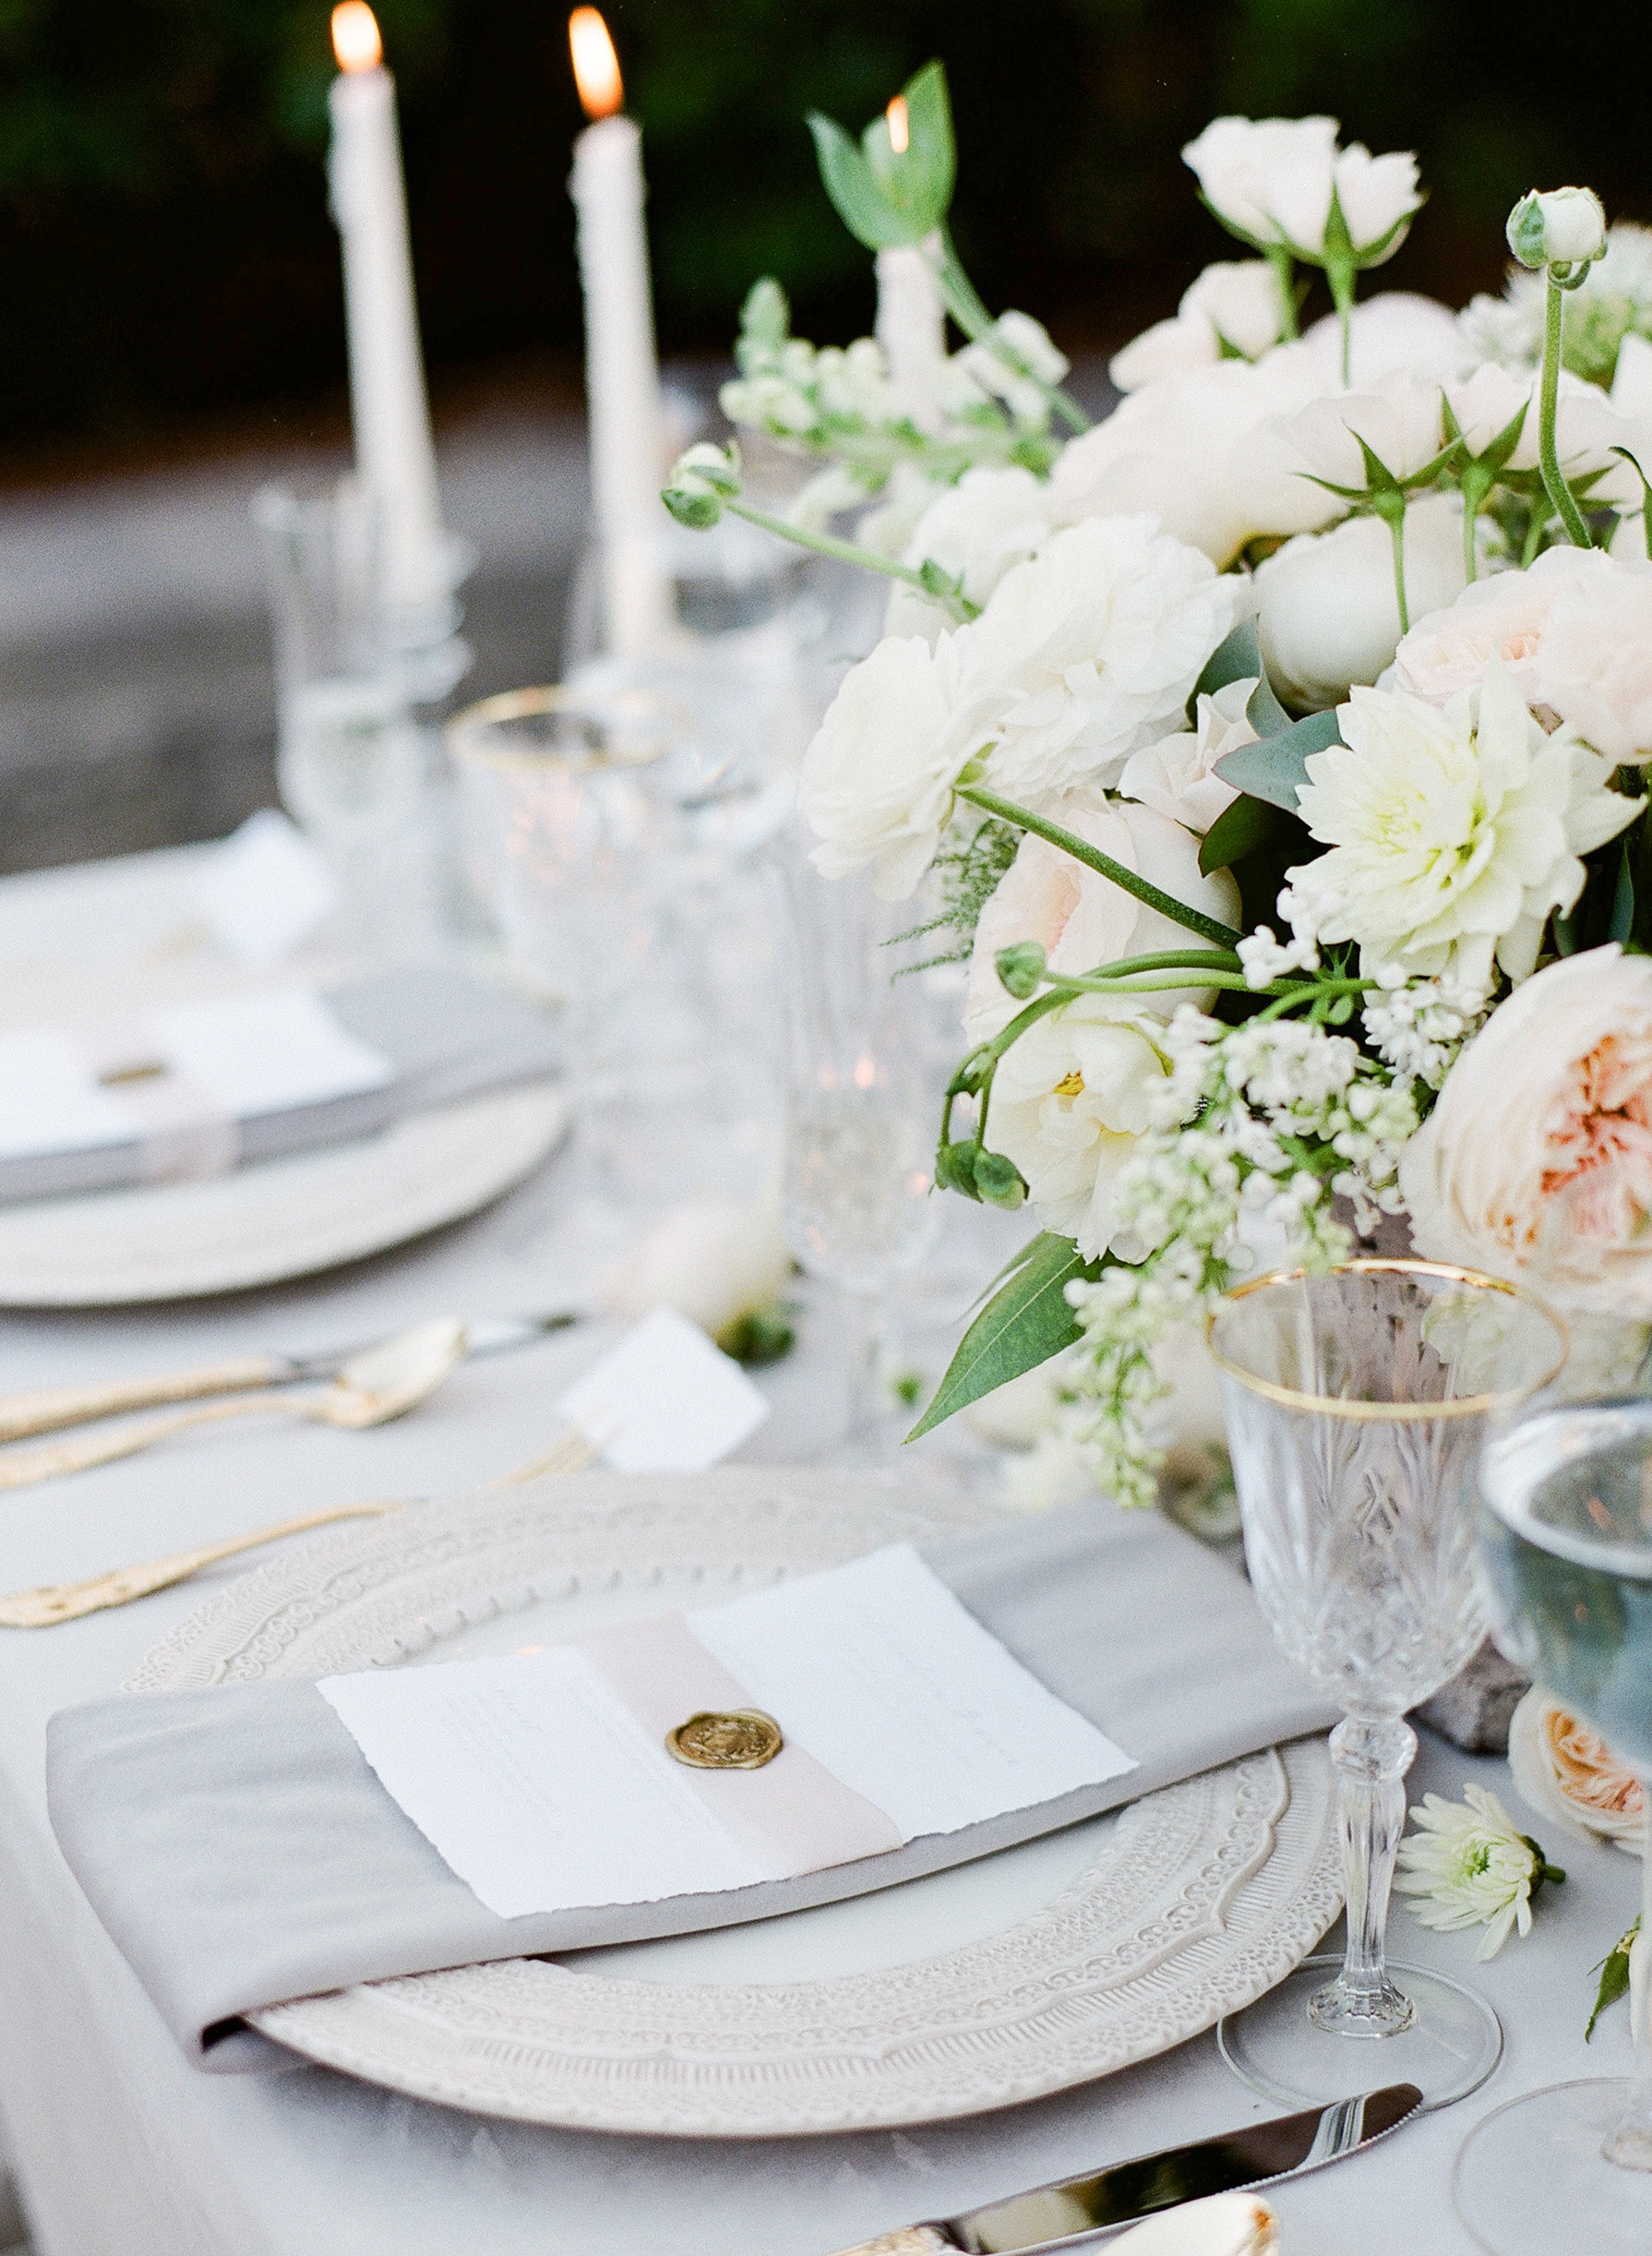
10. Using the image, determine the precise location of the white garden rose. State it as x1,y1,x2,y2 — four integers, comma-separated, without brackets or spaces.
1110,261,1287,390
1292,661,1637,985
1507,1686,1644,1854
1387,544,1606,703
1048,344,1340,567
963,515,1239,801
799,630,979,898
986,997,1179,1260
963,797,1241,1042
1182,115,1419,263
1256,491,1467,712
885,466,1054,642
1327,141,1425,261
1264,366,1446,490
1119,677,1255,833
1109,317,1216,393
1534,558,1652,761
1302,292,1465,386
1400,944,1652,1315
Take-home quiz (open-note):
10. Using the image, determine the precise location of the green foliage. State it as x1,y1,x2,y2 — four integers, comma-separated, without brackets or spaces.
1586,1915,1640,2040
1199,792,1283,876
895,810,1022,970
906,1230,1096,1440
808,58,955,252
1215,709,1345,810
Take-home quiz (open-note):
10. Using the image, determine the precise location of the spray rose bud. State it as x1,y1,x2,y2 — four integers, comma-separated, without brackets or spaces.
661,442,743,529
1506,186,1608,273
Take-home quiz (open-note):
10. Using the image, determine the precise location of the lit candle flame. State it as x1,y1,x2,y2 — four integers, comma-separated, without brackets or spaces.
569,7,624,120
885,95,909,154
330,1,383,72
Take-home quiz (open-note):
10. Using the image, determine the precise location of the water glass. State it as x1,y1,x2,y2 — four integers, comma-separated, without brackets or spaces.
1207,1259,1567,2110
774,852,941,1455
1456,1398,1652,2253
254,480,432,950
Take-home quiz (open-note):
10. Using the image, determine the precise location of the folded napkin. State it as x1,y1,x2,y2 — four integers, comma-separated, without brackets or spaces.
0,966,561,1205
48,1500,1335,2071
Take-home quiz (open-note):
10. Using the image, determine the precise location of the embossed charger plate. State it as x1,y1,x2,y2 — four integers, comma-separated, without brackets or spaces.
0,1084,569,1304
128,1470,1343,2137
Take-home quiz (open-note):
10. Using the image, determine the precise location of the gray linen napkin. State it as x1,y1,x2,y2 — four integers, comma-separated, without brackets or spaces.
0,966,562,1205
47,1501,1335,2071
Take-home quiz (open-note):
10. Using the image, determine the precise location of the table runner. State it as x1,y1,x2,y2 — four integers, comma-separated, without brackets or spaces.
47,1499,1336,2070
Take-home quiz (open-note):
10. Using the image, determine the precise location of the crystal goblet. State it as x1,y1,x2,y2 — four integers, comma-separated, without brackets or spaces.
1207,1258,1567,2110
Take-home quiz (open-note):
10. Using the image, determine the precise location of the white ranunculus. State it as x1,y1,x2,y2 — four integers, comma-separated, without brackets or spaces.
1181,260,1287,357
1508,186,1608,271
1257,491,1467,712
1292,660,1637,985
1303,292,1466,386
1330,142,1424,260
986,997,1179,1260
885,466,1054,642
963,796,1241,1042
1265,367,1446,489
1400,944,1652,1315
798,630,979,899
1182,114,1339,250
1048,343,1340,568
1535,559,1652,760
964,516,1239,801
1119,677,1255,833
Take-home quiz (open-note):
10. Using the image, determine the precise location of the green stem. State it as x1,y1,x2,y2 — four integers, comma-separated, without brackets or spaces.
957,783,1243,947
725,498,976,624
1539,272,1595,549
1252,976,1374,1023
1326,259,1357,386
1521,506,1547,568
1459,463,1492,584
928,234,1091,435
1266,245,1299,341
1385,505,1410,635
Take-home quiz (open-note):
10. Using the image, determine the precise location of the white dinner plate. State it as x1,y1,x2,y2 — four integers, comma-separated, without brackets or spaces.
0,1083,569,1305
127,1470,1343,2137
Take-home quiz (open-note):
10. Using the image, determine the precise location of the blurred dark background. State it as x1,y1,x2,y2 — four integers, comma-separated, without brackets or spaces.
5,0,1652,469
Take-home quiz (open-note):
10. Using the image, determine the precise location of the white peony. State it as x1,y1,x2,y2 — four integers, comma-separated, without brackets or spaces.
799,630,981,899
963,797,1241,1043
986,997,1179,1260
1292,661,1637,985
885,466,1054,642
1182,115,1419,262
1110,261,1287,390
961,516,1239,801
1119,677,1255,834
1049,343,1340,568
1256,491,1468,712
1400,945,1652,1316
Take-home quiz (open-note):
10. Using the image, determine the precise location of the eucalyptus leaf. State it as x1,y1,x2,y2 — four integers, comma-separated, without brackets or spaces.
1214,708,1343,810
907,1230,1095,1440
1199,793,1282,877
1611,839,1636,945
1194,618,1264,701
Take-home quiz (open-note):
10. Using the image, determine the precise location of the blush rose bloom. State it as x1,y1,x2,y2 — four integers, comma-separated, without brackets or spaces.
963,798,1241,1043
1386,544,1609,704
1400,944,1652,1315
1507,1686,1644,1854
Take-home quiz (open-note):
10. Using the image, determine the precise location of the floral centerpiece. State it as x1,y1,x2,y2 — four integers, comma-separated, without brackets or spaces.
664,66,1652,1502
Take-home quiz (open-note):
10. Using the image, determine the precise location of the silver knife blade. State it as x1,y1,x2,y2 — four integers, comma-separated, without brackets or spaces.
831,2082,1421,2255
281,1310,580,1382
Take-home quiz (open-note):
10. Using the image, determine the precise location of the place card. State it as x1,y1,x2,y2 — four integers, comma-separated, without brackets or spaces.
318,1544,1138,1920
557,1304,770,1471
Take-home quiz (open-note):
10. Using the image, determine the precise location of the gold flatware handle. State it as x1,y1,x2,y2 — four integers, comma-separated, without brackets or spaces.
0,1500,406,1626
0,1389,309,1493
0,1425,601,1626
0,1356,281,1444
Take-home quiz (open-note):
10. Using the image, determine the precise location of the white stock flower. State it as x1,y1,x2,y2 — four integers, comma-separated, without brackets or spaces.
885,466,1054,642
987,998,1179,1260
1507,1685,1645,1854
1395,1785,1557,1961
1263,367,1445,489
964,516,1239,800
964,797,1241,1042
957,311,1070,426
1049,343,1340,568
1292,661,1637,984
798,630,980,899
1257,491,1467,713
1400,945,1652,1314
1119,677,1255,833
1182,115,1419,262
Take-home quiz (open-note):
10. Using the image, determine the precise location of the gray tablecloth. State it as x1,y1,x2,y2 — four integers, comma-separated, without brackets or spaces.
0,964,562,1203
47,1500,1335,2070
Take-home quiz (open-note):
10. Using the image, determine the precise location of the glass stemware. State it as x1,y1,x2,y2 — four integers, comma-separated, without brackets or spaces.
1456,1397,1652,2253
1206,1258,1567,2110
774,852,941,1458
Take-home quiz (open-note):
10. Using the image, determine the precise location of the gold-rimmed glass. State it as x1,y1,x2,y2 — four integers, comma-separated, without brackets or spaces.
1207,1258,1567,2112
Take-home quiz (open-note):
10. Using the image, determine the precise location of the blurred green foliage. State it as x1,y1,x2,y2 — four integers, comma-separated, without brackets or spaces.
0,0,1647,446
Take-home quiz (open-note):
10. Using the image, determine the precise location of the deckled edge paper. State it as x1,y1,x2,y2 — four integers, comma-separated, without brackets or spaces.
318,1545,1136,1921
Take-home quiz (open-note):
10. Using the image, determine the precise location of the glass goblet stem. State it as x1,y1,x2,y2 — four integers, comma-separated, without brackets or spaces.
1314,1713,1418,2036
1602,1793,1652,2170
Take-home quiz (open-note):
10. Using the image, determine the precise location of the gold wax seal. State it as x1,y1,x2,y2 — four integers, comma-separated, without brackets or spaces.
666,1709,784,1770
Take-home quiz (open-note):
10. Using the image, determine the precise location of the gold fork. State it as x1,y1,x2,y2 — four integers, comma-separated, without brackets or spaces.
0,1426,600,1628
